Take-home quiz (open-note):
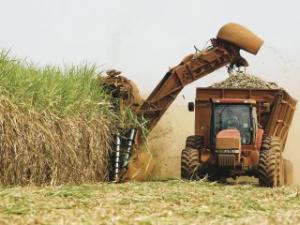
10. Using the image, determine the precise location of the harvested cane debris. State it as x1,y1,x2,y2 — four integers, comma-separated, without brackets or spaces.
211,72,279,89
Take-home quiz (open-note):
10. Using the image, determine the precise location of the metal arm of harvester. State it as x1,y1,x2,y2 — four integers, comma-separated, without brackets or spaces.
137,23,264,132
137,39,244,131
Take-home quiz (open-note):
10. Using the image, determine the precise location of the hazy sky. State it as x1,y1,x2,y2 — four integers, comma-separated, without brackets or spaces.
0,0,299,101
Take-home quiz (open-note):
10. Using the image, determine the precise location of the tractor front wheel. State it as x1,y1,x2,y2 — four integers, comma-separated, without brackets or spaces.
185,135,204,149
181,148,201,180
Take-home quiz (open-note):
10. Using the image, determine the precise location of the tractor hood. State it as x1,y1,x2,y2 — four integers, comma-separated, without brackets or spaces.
216,129,241,151
215,129,242,167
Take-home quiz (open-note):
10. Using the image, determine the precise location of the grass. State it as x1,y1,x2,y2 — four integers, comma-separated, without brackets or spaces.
0,50,130,185
0,50,144,129
0,181,299,225
0,50,113,118
0,50,114,185
0,50,151,186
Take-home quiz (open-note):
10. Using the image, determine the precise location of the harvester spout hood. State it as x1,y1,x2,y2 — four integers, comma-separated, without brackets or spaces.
217,23,264,55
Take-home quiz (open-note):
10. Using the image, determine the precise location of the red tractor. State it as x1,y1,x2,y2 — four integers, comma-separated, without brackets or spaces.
182,88,296,187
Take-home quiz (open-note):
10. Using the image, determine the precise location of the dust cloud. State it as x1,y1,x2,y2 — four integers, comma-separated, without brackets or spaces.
148,104,193,179
284,110,300,184
148,102,300,185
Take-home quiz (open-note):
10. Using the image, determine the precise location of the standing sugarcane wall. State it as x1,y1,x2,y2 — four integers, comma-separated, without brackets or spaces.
0,51,139,185
0,98,112,185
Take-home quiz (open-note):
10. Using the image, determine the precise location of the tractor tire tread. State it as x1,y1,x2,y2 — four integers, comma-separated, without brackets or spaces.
181,148,201,180
257,136,283,187
186,135,204,149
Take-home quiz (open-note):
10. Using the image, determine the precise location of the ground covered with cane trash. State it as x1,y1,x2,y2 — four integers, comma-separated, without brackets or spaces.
0,180,299,225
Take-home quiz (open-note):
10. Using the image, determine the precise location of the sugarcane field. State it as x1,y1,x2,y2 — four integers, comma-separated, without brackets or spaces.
0,1,300,225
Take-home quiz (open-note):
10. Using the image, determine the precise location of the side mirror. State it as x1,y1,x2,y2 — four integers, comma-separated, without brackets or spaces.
188,102,195,112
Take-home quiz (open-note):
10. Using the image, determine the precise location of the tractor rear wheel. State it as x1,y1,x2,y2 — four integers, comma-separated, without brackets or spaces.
257,136,284,187
185,135,204,149
283,159,293,185
181,148,201,180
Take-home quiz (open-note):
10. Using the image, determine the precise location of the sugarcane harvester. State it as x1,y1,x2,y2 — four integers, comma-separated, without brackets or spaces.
105,23,296,186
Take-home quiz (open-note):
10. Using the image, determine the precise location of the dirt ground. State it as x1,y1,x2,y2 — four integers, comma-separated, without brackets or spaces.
148,103,300,184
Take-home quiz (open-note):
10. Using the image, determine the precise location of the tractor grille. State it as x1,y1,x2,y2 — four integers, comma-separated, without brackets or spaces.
217,154,236,167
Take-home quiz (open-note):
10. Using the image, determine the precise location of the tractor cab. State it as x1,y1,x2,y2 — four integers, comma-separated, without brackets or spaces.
210,99,258,168
211,99,257,146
